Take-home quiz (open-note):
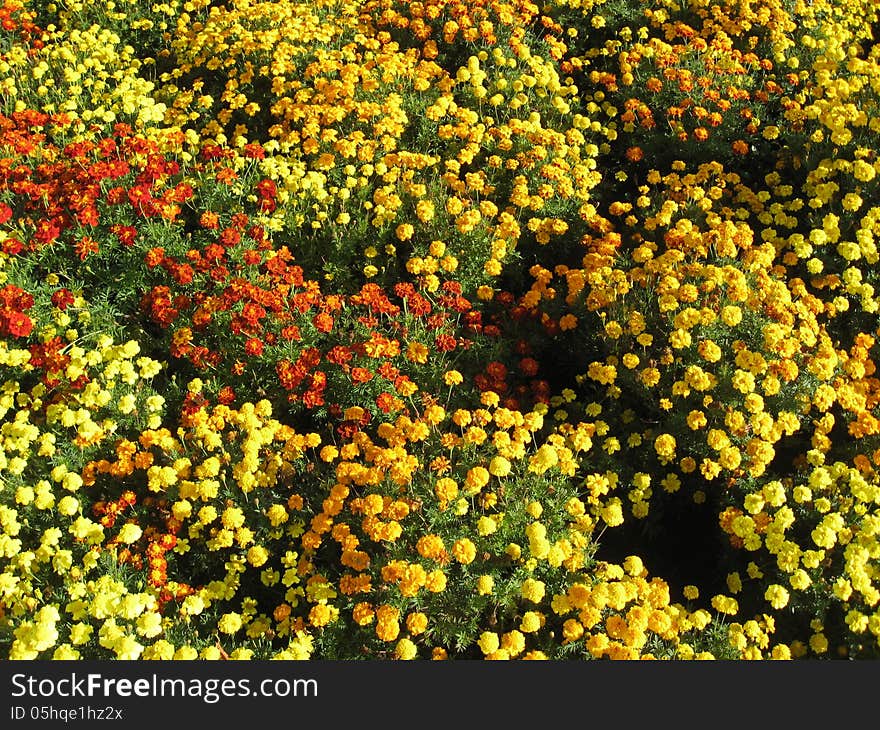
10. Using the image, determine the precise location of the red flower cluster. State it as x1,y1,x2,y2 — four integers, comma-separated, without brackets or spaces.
0,115,192,261
0,284,33,338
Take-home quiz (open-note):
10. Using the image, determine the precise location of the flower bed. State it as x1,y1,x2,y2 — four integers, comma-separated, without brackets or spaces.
1,0,880,660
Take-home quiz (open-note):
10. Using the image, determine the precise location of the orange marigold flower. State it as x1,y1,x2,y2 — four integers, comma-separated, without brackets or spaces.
625,146,644,162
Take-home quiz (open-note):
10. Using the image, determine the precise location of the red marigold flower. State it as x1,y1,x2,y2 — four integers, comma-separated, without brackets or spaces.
106,186,126,205
2,238,22,255
486,361,507,380
171,182,194,202
0,203,12,224
244,337,264,356
303,389,325,408
1,309,33,337
376,392,398,413
216,167,238,184
204,243,225,262
434,333,456,352
219,227,240,246
0,285,34,310
313,312,334,333
519,357,540,376
127,185,152,207
247,224,266,245
110,224,137,246
326,346,353,365
200,211,220,229
172,264,194,285
377,362,399,381
51,288,75,310
255,178,277,200
33,218,61,244
145,247,165,267
351,367,374,383
281,325,302,341
210,265,229,282
241,301,266,325
76,206,99,226
242,142,265,159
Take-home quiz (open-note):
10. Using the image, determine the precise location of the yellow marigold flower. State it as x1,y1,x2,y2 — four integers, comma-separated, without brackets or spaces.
654,434,676,464
640,367,661,387
720,305,742,326
394,638,418,660
416,534,446,561
726,572,743,594
117,523,143,544
477,516,498,536
686,410,708,432
520,611,543,633
562,619,584,643
521,578,546,603
700,459,721,480
567,584,591,609
790,569,812,591
488,455,511,478
247,545,269,567
62,473,83,492
406,341,429,364
765,584,790,609
352,603,374,626
621,352,639,369
560,314,578,331
711,594,739,615
425,569,447,592
406,612,428,636
218,613,243,635
770,644,791,660
423,405,446,425
586,632,610,657
809,633,828,654
376,606,400,642
416,200,435,222
363,494,384,516
452,538,477,565
623,555,645,576
57,495,80,517
464,466,490,494
477,575,495,595
500,630,526,657
478,631,500,655
529,444,559,474
266,504,288,527
601,499,625,527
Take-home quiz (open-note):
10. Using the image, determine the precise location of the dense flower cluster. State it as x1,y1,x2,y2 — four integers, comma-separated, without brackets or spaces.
1,0,880,660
